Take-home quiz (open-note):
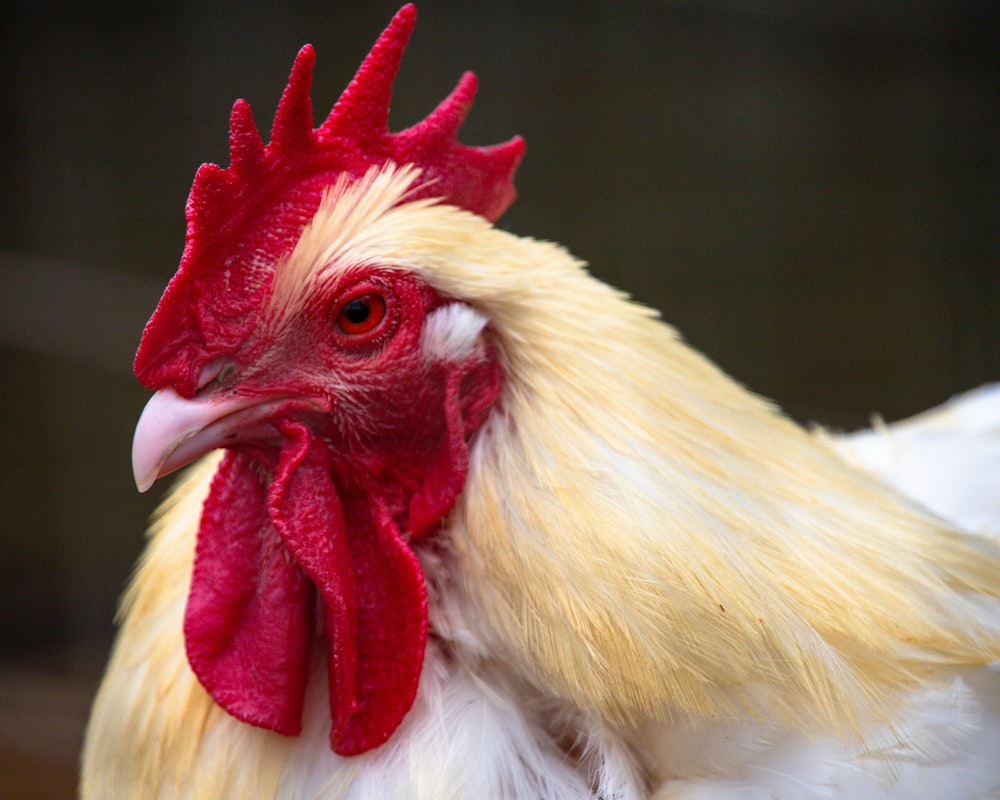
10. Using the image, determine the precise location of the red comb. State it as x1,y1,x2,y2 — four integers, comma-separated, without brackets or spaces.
191,4,523,231
135,4,524,392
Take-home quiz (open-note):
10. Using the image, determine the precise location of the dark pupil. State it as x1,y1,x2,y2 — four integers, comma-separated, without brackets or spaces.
343,298,371,324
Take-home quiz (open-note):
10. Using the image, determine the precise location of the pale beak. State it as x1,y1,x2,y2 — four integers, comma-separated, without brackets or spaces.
132,388,286,492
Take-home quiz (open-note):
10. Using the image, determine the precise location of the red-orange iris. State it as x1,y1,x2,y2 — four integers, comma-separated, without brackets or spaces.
336,293,387,335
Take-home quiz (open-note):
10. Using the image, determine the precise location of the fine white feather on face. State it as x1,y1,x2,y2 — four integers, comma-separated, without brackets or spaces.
420,303,489,364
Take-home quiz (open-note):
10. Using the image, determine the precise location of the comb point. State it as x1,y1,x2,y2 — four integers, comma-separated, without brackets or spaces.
228,99,265,176
321,5,416,141
270,45,316,151
414,71,478,144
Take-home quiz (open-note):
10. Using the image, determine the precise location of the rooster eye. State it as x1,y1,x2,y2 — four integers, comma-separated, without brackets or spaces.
335,293,387,335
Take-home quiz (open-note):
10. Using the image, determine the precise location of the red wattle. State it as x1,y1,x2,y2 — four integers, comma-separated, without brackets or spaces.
185,421,429,755
268,422,359,742
332,494,428,754
184,450,313,735
269,420,428,755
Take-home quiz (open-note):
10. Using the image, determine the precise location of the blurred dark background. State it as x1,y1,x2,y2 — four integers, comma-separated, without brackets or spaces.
1,1,997,796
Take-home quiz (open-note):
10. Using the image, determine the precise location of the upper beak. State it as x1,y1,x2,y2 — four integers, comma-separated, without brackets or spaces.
132,388,282,492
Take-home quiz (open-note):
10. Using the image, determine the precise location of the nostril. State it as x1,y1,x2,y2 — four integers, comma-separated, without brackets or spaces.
197,359,237,392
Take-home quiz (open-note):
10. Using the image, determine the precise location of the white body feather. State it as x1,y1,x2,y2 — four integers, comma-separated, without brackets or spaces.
834,383,1000,540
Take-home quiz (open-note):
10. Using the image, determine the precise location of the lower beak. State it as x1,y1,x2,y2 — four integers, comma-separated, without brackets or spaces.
132,388,284,492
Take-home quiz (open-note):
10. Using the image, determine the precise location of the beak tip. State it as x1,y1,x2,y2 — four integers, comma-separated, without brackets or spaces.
131,386,187,495
130,384,265,496
132,449,159,493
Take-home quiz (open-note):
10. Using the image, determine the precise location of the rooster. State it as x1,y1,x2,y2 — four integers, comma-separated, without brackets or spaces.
81,6,1000,799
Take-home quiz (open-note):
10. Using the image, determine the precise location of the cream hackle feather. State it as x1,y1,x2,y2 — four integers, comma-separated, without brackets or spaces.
252,163,1000,736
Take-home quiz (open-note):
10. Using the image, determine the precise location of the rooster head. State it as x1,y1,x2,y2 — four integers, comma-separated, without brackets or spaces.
130,5,520,755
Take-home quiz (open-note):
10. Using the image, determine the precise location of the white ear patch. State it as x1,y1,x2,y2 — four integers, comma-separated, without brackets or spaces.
421,304,489,363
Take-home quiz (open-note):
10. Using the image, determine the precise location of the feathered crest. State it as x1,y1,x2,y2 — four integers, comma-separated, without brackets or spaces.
135,4,524,393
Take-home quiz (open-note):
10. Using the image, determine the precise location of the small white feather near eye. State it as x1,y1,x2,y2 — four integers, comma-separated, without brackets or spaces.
420,304,489,363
